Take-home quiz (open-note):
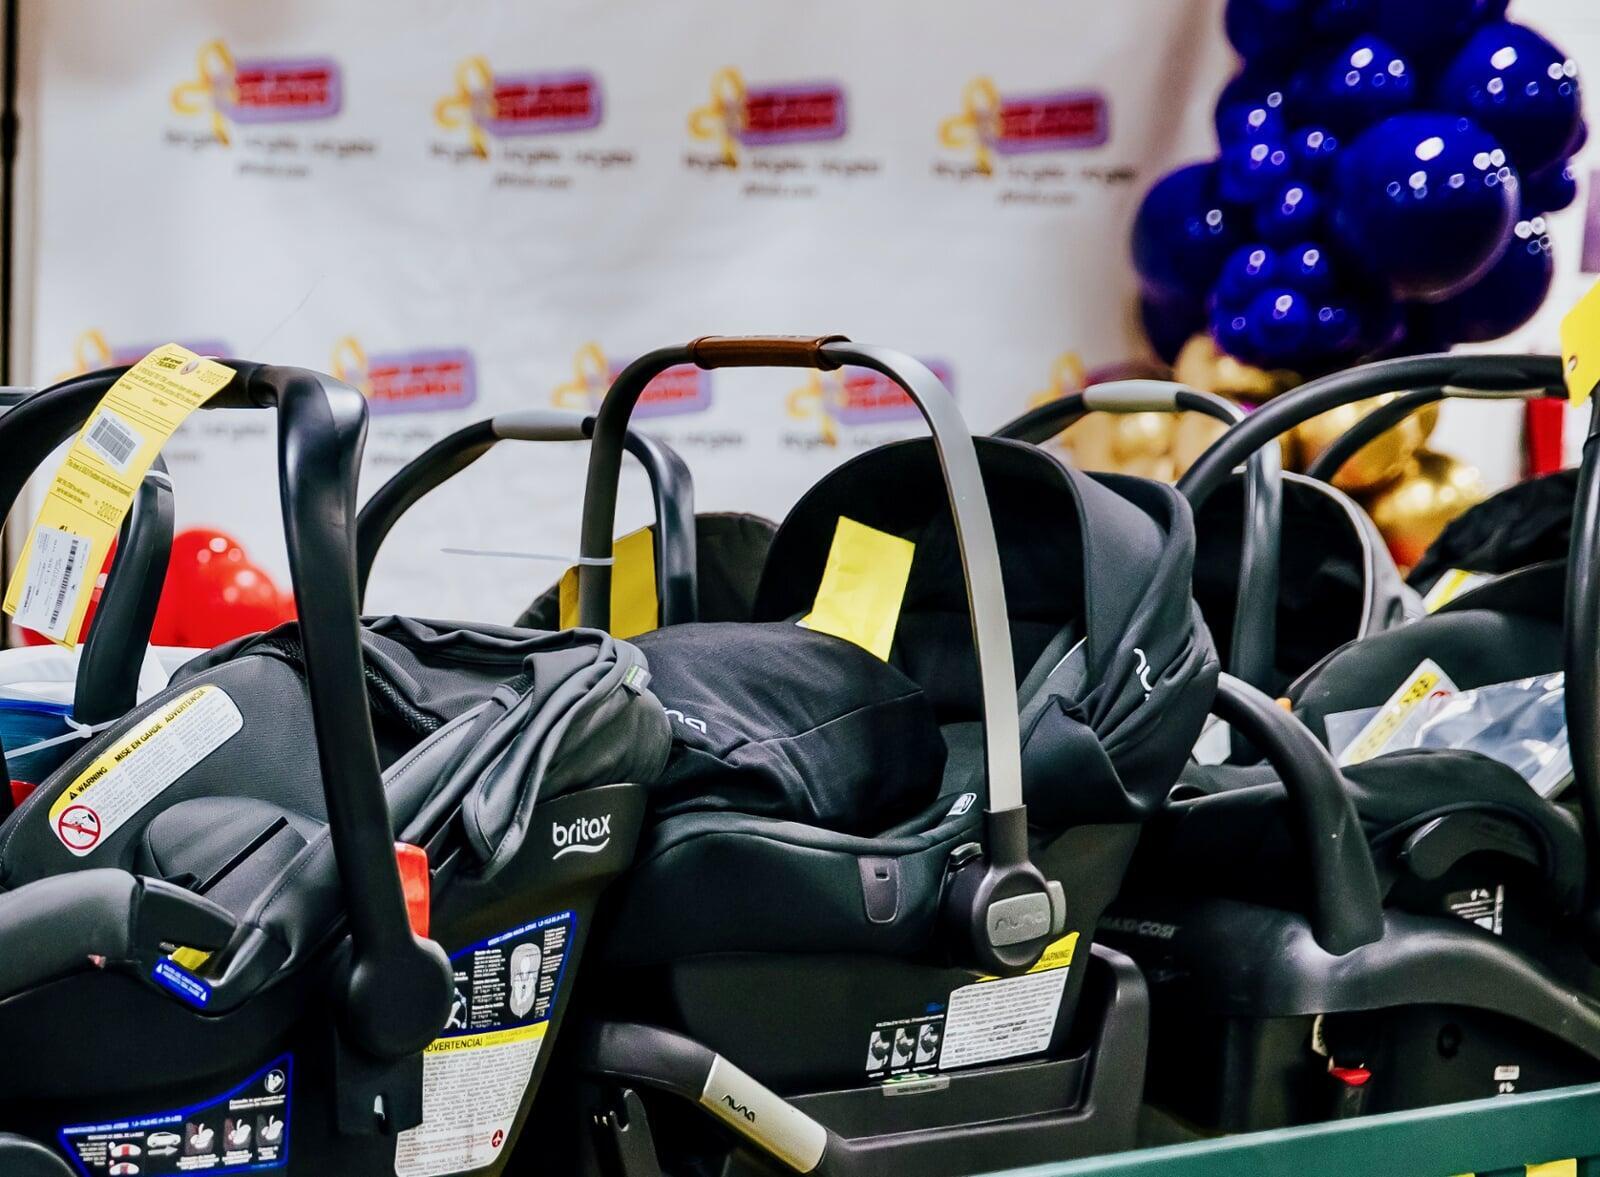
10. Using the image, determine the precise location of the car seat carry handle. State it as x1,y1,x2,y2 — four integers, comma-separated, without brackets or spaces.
0,364,453,1062
73,460,174,725
353,409,699,625
1178,353,1565,511
1306,384,1558,484
996,382,1283,693
1212,673,1384,954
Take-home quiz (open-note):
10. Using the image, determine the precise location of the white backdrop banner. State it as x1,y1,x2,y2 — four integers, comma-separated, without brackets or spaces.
17,0,1599,622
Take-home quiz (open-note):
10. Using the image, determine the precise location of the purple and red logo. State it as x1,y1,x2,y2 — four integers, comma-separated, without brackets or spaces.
551,343,711,420
171,40,341,144
437,57,603,157
55,330,231,383
332,338,477,416
689,68,847,165
788,360,954,444
940,77,1108,173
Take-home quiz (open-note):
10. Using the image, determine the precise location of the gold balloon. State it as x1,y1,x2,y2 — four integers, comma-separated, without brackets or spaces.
1366,449,1487,569
1293,393,1430,493
1172,413,1230,473
1110,412,1177,462
1172,333,1296,401
1054,412,1179,477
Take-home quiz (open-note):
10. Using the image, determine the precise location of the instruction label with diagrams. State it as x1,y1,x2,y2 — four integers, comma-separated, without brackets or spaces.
58,1056,290,1175
394,910,575,1177
48,685,243,856
864,932,1078,1080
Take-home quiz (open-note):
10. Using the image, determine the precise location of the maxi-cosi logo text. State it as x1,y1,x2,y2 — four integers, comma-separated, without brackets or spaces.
436,56,604,159
552,814,612,859
171,39,341,145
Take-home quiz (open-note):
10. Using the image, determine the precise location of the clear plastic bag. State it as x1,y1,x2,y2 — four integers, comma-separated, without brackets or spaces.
1327,672,1571,798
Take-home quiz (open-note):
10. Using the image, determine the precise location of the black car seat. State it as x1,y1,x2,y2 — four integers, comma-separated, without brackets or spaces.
0,362,670,1177
542,337,1219,1176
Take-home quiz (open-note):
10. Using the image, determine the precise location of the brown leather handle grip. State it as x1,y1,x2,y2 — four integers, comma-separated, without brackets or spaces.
686,335,849,370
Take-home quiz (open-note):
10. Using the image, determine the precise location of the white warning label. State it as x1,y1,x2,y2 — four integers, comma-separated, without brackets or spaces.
394,910,574,1177
939,969,1070,1071
48,685,243,856
394,1024,545,1177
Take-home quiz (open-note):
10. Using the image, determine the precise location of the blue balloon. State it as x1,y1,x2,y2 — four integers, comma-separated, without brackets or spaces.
1291,126,1342,181
1210,299,1257,362
1216,243,1281,305
1421,216,1554,341
1376,0,1494,58
1307,299,1365,360
1212,287,1316,366
1292,35,1418,134
1283,242,1338,294
1314,0,1377,38
1523,158,1577,213
1256,179,1325,243
1225,0,1316,61
1220,137,1294,203
1436,21,1583,176
1140,286,1207,364
1215,72,1290,146
1131,163,1247,300
1332,112,1518,300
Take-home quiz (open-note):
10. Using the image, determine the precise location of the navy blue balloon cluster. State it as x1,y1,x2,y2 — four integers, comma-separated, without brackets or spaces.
1134,0,1583,374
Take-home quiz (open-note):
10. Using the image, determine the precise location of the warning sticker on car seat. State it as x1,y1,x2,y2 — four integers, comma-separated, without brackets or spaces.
940,932,1079,1070
48,684,243,856
394,910,575,1177
59,1055,290,1175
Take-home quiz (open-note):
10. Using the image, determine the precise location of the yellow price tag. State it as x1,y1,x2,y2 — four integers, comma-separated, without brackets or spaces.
1526,1162,1577,1177
1560,278,1600,405
559,525,660,640
4,345,234,647
799,517,915,661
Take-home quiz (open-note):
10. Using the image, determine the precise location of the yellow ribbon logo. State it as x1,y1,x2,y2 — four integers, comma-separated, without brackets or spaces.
687,67,747,167
1028,351,1089,412
331,336,372,396
435,56,496,159
170,39,240,145
939,76,1002,175
551,342,612,410
786,371,847,447
52,329,117,384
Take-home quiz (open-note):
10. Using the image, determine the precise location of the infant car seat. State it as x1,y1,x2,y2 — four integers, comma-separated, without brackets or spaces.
998,380,1416,697
0,362,670,1177
534,337,1218,1176
1106,353,1600,1133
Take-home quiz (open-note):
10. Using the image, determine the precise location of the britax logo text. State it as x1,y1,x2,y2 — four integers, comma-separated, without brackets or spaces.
552,814,612,859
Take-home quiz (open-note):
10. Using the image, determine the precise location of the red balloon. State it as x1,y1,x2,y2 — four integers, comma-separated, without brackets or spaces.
181,558,293,648
150,528,245,646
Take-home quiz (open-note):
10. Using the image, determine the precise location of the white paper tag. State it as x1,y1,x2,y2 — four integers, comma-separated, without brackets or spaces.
11,526,92,641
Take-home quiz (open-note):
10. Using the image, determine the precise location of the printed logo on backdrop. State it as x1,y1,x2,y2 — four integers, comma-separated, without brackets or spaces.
937,78,1127,204
685,68,879,197
551,343,740,451
1584,171,1600,274
166,40,373,177
784,360,954,449
432,57,631,185
332,337,477,416
53,329,231,384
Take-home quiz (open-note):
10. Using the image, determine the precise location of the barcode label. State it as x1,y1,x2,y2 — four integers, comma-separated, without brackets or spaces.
82,407,142,472
11,526,92,641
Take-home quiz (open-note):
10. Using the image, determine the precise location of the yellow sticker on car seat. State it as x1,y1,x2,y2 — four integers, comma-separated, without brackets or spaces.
1561,278,1600,406
1525,1162,1577,1177
558,525,659,640
1422,568,1490,613
4,344,234,647
799,517,915,661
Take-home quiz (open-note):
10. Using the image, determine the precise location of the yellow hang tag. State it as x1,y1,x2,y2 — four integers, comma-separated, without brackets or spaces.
558,525,660,640
799,517,915,661
4,345,234,647
1526,1162,1577,1177
1560,278,1600,405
